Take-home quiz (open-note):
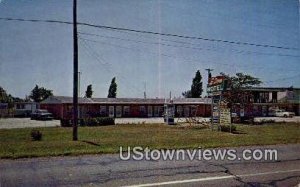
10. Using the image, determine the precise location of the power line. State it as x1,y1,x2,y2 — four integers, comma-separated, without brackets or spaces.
80,36,300,89
78,31,300,58
263,74,300,83
78,36,299,72
79,37,145,94
0,17,298,51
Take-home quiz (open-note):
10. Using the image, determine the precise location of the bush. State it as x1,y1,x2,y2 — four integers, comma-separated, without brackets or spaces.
254,119,276,125
60,117,115,127
82,117,115,126
220,125,236,133
60,119,73,127
31,130,42,141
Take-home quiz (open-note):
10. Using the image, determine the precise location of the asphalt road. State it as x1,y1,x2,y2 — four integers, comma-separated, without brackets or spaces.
0,144,300,187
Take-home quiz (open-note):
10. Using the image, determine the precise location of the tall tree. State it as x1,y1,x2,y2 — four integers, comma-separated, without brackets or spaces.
29,85,53,102
85,84,93,98
107,77,117,98
182,70,203,98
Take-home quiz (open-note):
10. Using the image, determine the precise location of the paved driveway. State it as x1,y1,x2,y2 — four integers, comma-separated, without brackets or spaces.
0,118,60,129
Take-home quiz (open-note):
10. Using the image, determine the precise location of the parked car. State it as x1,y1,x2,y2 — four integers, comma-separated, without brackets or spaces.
272,109,295,118
31,109,53,120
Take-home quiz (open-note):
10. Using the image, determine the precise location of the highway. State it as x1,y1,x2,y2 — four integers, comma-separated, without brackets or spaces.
0,144,299,187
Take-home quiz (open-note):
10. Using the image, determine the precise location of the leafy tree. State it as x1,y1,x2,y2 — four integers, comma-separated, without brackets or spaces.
0,86,24,108
221,73,262,117
29,85,53,102
107,77,117,98
0,86,8,103
182,70,203,98
221,72,262,90
85,84,93,98
182,90,192,98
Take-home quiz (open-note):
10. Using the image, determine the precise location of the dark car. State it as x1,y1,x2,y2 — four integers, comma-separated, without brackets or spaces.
31,109,54,120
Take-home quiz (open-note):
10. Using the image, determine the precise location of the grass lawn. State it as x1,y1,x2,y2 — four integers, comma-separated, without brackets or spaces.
0,123,299,159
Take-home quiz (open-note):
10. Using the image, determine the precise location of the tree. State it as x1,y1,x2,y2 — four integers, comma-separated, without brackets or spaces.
221,73,262,118
221,72,262,90
107,77,117,98
29,85,53,102
85,84,93,98
0,86,23,106
182,70,203,98
182,90,192,98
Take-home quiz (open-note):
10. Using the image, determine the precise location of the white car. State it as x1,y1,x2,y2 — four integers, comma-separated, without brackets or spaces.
273,109,295,118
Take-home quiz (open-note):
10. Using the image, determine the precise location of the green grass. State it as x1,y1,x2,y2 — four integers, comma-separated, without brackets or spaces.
0,123,299,159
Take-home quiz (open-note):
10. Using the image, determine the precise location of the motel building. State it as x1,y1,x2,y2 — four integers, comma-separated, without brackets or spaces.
39,87,299,120
234,87,300,117
40,96,212,120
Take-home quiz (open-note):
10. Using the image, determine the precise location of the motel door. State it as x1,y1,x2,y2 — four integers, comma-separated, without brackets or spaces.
109,106,115,117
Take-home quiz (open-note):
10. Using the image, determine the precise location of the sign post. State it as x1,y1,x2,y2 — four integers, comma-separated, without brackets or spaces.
207,76,231,131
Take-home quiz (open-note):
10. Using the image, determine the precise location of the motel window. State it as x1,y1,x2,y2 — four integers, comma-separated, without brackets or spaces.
116,106,122,117
148,106,153,117
154,106,159,117
184,106,190,117
123,106,130,117
100,106,107,116
109,106,114,117
191,105,197,116
140,106,146,116
159,106,164,116
177,106,183,117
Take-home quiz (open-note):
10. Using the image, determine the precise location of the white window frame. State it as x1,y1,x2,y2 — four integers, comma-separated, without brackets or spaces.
148,106,153,117
123,106,130,116
100,106,107,116
154,106,159,117
109,106,114,117
116,106,122,117
184,106,190,117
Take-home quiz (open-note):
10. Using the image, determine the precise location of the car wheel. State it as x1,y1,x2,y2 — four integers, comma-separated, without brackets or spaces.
283,114,288,118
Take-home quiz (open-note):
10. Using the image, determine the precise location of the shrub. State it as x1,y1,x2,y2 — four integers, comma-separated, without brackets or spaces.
31,130,42,141
60,119,72,127
82,117,115,126
220,125,236,133
96,117,115,126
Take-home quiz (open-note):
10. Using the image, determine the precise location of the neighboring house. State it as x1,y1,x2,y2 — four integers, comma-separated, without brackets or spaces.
14,102,39,117
40,96,211,120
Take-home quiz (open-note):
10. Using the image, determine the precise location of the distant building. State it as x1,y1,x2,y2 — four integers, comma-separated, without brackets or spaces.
14,102,39,117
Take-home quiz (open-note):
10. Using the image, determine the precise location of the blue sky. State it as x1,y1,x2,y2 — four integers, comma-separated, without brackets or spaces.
0,0,299,98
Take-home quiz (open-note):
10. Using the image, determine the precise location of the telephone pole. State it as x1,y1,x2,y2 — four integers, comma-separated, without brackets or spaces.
205,68,213,79
73,0,78,141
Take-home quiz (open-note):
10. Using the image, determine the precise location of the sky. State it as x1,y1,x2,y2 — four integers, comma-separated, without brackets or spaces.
0,0,299,98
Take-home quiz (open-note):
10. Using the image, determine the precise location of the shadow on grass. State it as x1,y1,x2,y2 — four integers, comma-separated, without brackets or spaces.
81,140,101,147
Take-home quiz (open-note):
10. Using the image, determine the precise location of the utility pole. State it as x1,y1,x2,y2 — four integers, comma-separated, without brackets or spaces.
78,72,81,97
205,68,213,79
205,68,214,131
73,0,78,141
143,82,147,99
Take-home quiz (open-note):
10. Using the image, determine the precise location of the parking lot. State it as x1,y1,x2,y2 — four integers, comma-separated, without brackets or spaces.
0,116,299,129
